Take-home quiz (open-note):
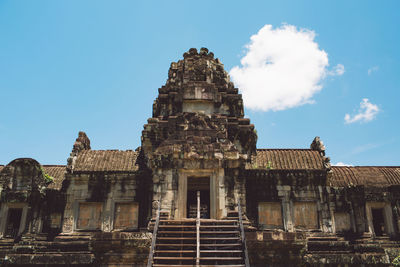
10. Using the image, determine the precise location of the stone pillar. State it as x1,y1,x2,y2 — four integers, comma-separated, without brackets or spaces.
318,185,333,232
278,185,294,232
62,178,77,233
217,168,226,218
384,204,395,236
102,194,113,232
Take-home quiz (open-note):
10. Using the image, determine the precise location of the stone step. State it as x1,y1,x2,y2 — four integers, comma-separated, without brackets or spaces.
307,237,338,242
152,218,245,266
353,244,385,253
155,250,196,253
201,250,243,253
53,235,92,242
156,243,242,248
160,219,238,225
158,231,239,234
153,265,245,267
155,250,243,256
200,257,243,260
307,241,352,252
159,224,238,229
306,251,353,255
154,256,243,262
157,237,239,241
154,256,195,260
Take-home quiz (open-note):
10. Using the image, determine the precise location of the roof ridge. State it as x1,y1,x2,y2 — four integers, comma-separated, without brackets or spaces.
330,165,400,187
82,149,136,152
42,165,66,167
332,166,400,168
257,148,313,151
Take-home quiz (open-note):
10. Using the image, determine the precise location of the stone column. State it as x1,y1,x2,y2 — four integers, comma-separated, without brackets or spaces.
278,185,293,232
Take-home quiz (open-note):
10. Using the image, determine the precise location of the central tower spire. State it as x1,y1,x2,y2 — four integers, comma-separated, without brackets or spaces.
142,48,256,219
152,47,245,118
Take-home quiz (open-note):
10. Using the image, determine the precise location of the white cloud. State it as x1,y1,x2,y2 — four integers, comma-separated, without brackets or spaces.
344,98,380,124
368,66,379,75
334,162,353,166
230,24,343,111
332,64,345,76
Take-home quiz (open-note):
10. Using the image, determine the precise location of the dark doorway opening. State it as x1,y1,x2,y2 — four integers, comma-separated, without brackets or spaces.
372,208,385,236
187,177,210,219
5,208,22,238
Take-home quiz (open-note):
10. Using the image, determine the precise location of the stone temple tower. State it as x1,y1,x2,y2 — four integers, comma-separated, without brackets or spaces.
141,48,257,219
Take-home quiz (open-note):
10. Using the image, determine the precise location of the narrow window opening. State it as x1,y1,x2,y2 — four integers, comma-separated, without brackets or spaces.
371,208,385,236
5,208,23,238
187,177,210,219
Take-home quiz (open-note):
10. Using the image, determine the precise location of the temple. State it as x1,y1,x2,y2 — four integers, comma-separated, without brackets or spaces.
1,48,400,266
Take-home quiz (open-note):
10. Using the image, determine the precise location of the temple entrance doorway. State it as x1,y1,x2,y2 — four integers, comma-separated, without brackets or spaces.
187,177,210,219
5,208,22,238
372,208,385,236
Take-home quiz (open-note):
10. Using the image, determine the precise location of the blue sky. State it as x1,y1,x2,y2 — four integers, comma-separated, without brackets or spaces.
0,0,399,166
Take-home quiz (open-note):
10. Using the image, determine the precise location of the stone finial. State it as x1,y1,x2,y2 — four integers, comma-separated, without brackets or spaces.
189,48,198,55
72,131,91,154
183,48,214,58
183,48,198,58
310,136,331,170
310,136,326,156
199,47,209,55
67,131,91,172
324,156,332,170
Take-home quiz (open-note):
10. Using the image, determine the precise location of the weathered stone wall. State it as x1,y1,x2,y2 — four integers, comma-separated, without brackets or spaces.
329,185,400,238
151,168,178,217
62,171,147,233
246,168,400,241
246,170,333,232
1,231,152,266
246,230,400,266
246,231,306,266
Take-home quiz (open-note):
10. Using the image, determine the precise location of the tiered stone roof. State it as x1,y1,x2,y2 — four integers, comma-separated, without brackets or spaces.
73,150,139,172
247,149,326,170
330,166,400,187
153,47,245,119
142,48,257,167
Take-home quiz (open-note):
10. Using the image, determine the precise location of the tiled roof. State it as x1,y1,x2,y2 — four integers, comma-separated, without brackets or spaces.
247,149,325,170
43,165,66,190
330,166,400,187
73,150,139,172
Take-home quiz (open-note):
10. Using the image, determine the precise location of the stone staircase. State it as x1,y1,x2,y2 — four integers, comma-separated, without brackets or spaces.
0,238,15,260
151,211,247,267
0,233,95,265
306,234,352,254
304,232,400,265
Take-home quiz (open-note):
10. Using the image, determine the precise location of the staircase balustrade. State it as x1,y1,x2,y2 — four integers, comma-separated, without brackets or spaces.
196,190,200,267
147,200,161,267
238,198,250,267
